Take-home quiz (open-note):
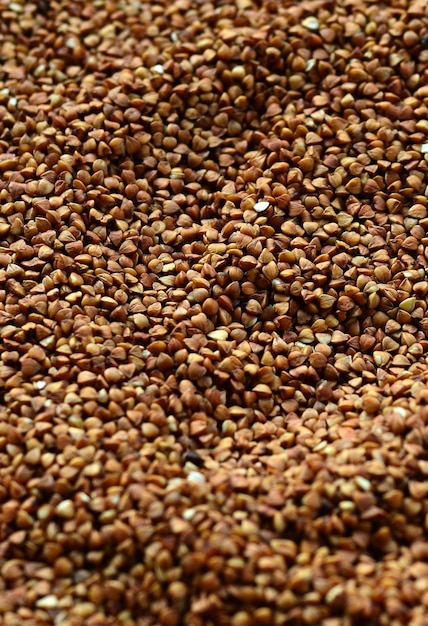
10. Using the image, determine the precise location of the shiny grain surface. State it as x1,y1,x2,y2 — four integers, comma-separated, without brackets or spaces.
1,1,428,624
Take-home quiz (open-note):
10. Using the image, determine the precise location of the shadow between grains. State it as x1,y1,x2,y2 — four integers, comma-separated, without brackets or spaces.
1,1,428,625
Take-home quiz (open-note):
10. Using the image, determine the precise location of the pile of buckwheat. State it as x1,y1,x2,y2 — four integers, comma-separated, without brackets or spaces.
1,0,428,624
